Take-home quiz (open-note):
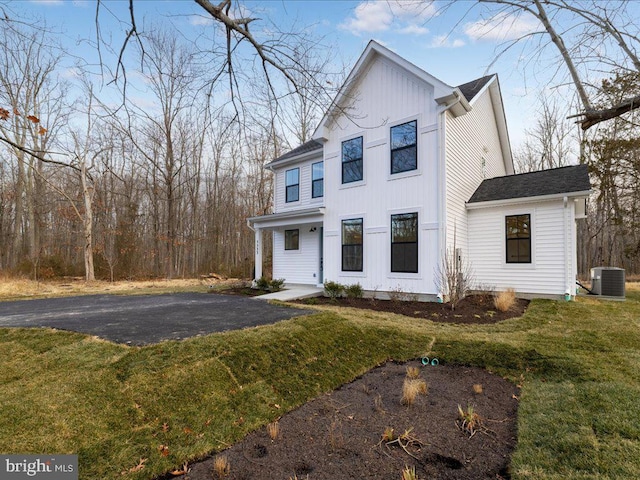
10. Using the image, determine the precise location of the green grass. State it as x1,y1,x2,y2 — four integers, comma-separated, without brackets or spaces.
1,286,639,479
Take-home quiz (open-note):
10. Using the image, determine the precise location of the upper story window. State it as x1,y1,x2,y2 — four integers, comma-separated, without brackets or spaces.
342,218,363,272
390,120,417,174
342,137,363,184
285,168,299,203
391,212,418,273
506,214,531,263
312,161,324,198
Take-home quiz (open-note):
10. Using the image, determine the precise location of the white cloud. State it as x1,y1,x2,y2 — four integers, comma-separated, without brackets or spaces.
190,15,214,26
464,12,540,42
398,24,429,36
428,34,465,48
341,0,436,36
29,0,64,5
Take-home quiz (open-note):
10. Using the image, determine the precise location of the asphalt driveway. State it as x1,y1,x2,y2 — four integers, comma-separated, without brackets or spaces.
0,293,311,345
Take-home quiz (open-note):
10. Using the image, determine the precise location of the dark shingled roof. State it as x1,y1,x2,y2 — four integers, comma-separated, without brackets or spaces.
457,74,495,102
270,139,323,164
468,164,590,203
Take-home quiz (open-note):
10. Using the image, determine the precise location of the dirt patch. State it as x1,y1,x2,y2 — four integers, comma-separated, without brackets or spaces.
296,294,529,324
166,360,518,480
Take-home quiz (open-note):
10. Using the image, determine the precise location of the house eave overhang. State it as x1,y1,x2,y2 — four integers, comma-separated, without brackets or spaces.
248,207,325,229
465,190,593,210
435,89,472,117
265,148,323,170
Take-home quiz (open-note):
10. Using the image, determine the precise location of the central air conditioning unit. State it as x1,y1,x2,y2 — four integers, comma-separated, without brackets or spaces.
590,267,625,297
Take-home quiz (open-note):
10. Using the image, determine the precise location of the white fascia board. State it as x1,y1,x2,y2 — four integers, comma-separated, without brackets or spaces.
248,208,325,229
465,190,593,210
488,78,514,175
266,148,324,171
313,40,454,140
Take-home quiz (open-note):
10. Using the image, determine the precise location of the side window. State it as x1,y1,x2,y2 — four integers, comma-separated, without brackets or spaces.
284,229,299,250
285,168,299,203
390,120,417,174
312,161,324,198
391,212,418,273
342,218,363,271
506,214,531,263
342,137,363,184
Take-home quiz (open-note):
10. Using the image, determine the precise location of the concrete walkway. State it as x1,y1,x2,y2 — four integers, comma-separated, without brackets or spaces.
254,285,324,302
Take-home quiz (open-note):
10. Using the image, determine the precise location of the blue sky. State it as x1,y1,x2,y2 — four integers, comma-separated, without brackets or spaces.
10,0,605,148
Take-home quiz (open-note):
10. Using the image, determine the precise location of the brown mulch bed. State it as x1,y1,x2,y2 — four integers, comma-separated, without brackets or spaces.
168,360,519,480
170,293,527,479
296,294,529,324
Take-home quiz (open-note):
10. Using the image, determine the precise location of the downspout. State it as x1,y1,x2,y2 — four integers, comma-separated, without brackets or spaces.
563,196,572,300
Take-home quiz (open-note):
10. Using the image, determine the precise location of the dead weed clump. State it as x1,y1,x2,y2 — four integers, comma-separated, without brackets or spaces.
401,368,428,406
493,288,516,312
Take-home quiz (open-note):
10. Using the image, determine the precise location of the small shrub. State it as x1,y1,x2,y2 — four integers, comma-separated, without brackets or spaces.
457,404,482,437
267,420,280,440
324,280,344,299
344,282,363,298
255,276,270,291
212,455,230,478
388,285,405,302
494,288,516,312
269,278,285,292
402,465,418,480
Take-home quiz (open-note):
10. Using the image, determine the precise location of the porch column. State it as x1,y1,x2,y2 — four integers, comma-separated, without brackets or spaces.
254,227,263,281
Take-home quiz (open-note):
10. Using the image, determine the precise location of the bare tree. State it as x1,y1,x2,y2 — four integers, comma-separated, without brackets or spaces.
515,95,577,172
470,0,640,130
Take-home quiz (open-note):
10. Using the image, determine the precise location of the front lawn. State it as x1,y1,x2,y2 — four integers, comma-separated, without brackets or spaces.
1,285,639,479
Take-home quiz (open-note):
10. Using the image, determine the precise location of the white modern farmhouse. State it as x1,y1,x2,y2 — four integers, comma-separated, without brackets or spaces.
248,41,591,300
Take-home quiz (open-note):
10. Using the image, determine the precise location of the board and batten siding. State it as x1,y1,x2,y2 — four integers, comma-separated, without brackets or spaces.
468,199,577,296
272,224,322,285
444,86,508,261
321,55,441,295
273,154,324,214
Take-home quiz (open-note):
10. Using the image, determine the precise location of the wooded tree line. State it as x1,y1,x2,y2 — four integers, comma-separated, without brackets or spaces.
0,23,329,280
515,71,640,277
1,0,638,280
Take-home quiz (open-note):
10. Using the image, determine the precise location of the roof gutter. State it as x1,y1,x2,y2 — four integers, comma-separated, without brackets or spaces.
466,189,593,210
435,89,472,117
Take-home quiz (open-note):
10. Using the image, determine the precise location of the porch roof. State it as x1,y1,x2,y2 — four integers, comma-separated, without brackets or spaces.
248,207,324,229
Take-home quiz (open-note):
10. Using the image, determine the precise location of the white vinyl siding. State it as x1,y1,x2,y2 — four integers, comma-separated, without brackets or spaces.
272,224,322,285
468,200,576,296
321,56,440,295
273,154,324,213
444,88,507,259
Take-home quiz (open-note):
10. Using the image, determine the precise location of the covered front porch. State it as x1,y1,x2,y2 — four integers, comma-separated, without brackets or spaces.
247,207,325,286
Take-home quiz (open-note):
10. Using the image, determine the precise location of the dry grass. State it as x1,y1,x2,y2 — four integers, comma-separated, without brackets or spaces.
457,404,482,437
266,421,280,440
212,455,230,478
401,377,428,405
493,288,516,312
473,383,483,394
0,277,229,300
405,365,420,378
401,465,418,480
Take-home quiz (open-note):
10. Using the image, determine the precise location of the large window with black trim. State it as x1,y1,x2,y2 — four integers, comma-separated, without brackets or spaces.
285,168,299,203
312,161,324,198
342,218,363,271
506,214,531,263
390,120,417,174
342,137,363,184
284,229,299,250
391,212,418,273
